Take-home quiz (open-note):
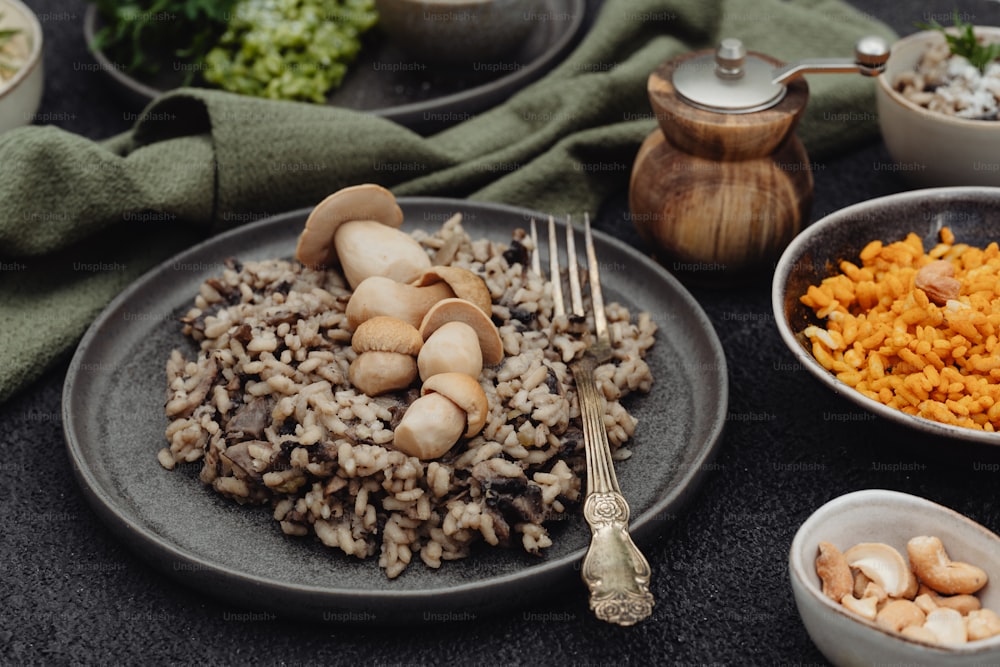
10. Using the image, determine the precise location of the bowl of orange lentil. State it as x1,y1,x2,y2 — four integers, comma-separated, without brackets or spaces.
772,186,1000,444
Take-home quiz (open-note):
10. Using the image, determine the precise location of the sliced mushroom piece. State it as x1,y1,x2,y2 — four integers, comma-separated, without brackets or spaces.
345,276,454,330
419,298,504,367
391,372,489,460
348,316,423,396
295,183,403,270
411,266,493,317
844,542,919,600
418,321,483,381
225,397,274,440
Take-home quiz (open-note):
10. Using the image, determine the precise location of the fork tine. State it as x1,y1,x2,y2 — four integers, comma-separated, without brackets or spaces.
565,216,585,317
547,215,565,317
529,218,542,276
583,213,609,342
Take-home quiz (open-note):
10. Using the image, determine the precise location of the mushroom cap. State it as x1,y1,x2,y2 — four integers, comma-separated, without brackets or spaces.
420,371,489,438
348,351,418,396
419,298,504,366
411,267,492,317
351,316,423,355
294,184,404,269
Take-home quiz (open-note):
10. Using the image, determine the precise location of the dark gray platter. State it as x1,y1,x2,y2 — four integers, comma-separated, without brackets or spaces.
83,0,585,131
773,186,1000,447
62,198,728,623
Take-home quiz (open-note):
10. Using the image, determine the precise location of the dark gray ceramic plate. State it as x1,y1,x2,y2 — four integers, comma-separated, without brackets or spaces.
63,198,727,622
83,0,584,130
773,186,1000,446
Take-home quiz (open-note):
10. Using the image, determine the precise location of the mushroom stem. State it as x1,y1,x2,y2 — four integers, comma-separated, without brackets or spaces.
335,220,432,289
393,392,467,459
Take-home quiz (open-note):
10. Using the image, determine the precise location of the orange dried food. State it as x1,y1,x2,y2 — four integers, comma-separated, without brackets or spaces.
800,227,1000,432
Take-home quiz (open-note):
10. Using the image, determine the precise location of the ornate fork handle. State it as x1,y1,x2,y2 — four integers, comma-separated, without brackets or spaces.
572,354,654,626
532,214,654,625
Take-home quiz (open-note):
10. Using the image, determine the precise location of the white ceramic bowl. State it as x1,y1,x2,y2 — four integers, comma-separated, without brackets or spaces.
790,489,1000,667
772,186,1000,447
0,0,42,134
374,0,535,63
876,28,1000,187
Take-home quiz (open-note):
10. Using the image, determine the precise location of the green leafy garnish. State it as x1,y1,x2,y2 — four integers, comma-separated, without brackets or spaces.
919,11,1000,74
89,0,239,82
202,0,378,103
88,0,378,101
0,13,24,80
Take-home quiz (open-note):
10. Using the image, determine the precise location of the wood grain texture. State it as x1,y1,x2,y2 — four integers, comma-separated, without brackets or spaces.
647,50,810,161
630,48,814,278
629,129,813,275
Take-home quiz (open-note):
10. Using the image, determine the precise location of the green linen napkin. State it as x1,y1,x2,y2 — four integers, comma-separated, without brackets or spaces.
0,0,895,403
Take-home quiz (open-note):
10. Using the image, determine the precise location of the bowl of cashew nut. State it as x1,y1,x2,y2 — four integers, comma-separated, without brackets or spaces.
790,489,1000,666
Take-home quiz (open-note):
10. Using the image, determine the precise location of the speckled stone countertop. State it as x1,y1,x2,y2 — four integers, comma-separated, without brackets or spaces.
3,0,1000,664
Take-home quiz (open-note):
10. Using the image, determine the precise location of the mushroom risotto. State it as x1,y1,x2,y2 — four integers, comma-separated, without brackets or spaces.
160,213,657,578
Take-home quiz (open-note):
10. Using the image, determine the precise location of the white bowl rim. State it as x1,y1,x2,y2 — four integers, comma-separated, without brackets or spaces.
877,27,1000,129
789,488,1000,655
0,0,43,102
771,186,1000,446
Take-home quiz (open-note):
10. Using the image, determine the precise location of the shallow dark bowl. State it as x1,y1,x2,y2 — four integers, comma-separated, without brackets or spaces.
772,186,1000,447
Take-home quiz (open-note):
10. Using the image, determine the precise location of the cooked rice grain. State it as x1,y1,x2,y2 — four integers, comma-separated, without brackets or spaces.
161,217,657,577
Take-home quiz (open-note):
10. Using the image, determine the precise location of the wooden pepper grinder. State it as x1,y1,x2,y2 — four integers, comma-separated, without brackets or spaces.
629,36,890,282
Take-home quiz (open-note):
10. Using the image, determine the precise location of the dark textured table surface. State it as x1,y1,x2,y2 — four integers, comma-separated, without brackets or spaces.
4,1,1000,665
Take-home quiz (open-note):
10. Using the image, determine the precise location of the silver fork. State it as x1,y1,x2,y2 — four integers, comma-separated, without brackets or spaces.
531,215,654,627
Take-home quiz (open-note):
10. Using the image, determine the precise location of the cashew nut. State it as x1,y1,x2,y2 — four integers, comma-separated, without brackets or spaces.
816,541,854,602
915,259,961,306
907,535,988,595
853,570,872,599
966,608,1000,641
916,584,982,615
900,624,940,644
844,542,918,599
922,607,968,645
914,593,938,616
841,594,879,621
875,599,926,633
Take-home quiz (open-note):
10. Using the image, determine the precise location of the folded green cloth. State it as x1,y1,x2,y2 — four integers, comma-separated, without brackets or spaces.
0,0,894,403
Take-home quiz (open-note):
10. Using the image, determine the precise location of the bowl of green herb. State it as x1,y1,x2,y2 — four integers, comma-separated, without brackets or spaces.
85,0,378,105
875,15,1000,186
0,0,42,134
